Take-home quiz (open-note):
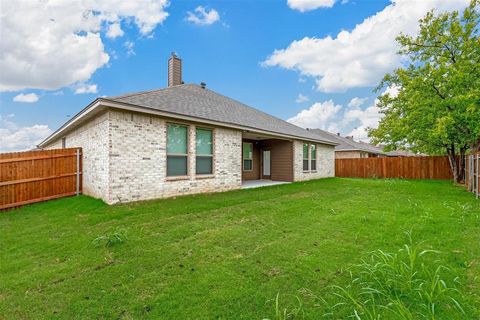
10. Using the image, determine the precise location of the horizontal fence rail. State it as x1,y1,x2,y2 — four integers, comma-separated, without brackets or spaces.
466,153,479,199
0,148,82,210
335,156,453,180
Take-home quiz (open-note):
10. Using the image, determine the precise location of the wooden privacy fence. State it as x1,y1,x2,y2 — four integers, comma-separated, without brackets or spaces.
335,156,453,180
466,152,479,199
0,148,82,210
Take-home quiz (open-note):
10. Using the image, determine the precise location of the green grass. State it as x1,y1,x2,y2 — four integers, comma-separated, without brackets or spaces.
0,178,479,319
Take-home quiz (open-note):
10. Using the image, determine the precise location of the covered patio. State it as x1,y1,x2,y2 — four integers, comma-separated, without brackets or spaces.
241,179,290,189
241,131,294,184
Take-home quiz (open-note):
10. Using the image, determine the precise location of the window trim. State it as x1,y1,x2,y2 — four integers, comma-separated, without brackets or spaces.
303,143,310,172
310,144,317,172
243,142,253,172
195,127,214,176
166,123,189,177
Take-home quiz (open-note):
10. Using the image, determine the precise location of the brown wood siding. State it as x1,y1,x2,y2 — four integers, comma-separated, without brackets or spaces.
262,139,294,182
242,140,260,180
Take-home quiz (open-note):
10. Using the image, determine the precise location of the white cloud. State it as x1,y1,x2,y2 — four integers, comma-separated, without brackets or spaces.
124,41,135,56
287,0,336,12
0,0,169,92
347,97,367,108
106,22,124,39
288,91,395,141
383,84,400,98
186,6,220,26
287,100,342,129
74,84,98,94
0,115,52,152
13,93,39,103
295,94,309,103
264,0,469,92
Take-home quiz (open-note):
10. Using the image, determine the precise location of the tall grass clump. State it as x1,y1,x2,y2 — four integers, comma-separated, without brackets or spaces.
93,228,128,248
324,232,470,319
264,293,304,320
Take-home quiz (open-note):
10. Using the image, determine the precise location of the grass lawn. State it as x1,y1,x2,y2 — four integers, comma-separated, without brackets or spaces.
1,178,479,319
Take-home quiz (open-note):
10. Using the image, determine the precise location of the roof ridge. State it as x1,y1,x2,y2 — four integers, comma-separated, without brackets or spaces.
108,83,194,100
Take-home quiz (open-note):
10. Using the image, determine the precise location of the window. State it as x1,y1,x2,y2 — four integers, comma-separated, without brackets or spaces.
303,143,309,171
311,144,317,171
61,137,66,148
167,124,188,176
243,142,253,171
196,128,213,175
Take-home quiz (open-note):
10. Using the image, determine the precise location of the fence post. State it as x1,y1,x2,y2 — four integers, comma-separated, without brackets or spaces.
76,148,80,196
477,154,479,199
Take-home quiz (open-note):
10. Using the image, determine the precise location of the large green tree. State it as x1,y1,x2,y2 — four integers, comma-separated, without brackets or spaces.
369,0,480,183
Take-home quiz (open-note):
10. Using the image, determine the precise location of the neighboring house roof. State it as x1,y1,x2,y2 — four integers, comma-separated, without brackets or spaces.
385,150,420,157
309,129,386,155
39,84,338,147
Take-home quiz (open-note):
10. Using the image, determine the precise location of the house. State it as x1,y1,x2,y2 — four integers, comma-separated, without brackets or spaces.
38,53,338,204
309,129,386,158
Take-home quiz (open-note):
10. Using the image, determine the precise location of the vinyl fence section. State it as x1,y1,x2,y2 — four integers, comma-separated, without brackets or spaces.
335,156,453,180
0,148,82,210
466,152,479,199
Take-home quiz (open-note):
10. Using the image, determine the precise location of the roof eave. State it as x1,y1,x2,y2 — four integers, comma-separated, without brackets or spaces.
38,98,338,148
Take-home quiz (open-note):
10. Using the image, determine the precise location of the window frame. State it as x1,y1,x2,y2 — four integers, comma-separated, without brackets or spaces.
195,127,214,176
243,142,253,172
303,143,310,172
166,123,189,177
61,137,66,149
310,144,317,171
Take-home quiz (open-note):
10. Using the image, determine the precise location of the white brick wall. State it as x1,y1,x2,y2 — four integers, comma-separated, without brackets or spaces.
107,110,242,204
293,140,335,181
44,108,335,204
44,111,110,200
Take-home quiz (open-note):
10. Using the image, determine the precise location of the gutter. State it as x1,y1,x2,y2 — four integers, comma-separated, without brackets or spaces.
38,98,338,147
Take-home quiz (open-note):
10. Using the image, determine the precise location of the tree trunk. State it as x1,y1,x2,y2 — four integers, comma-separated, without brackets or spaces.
446,146,459,183
458,147,466,183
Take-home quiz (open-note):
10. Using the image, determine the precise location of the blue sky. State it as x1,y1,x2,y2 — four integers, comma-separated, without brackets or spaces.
0,0,469,151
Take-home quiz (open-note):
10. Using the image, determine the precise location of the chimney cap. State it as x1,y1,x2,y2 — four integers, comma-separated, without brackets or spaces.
200,82,206,89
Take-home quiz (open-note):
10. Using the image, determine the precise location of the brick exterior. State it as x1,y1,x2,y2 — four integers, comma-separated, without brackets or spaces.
293,140,335,181
44,111,110,199
107,110,242,204
335,150,366,159
45,109,334,204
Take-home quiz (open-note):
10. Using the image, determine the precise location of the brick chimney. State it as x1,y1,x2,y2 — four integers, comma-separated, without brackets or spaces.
168,52,182,87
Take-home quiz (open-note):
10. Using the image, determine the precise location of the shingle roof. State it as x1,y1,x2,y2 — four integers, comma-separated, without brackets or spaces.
108,84,338,145
309,129,386,155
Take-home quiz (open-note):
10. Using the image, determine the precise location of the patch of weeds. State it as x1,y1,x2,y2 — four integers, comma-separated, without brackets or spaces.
322,232,470,319
264,293,304,320
93,228,128,248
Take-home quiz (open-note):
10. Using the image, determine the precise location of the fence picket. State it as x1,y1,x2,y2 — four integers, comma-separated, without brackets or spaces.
0,148,82,210
335,156,453,180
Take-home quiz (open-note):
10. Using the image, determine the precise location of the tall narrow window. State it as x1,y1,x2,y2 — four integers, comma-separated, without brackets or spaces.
303,143,309,171
243,142,253,171
311,144,317,171
167,124,188,177
61,137,66,148
196,128,213,175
